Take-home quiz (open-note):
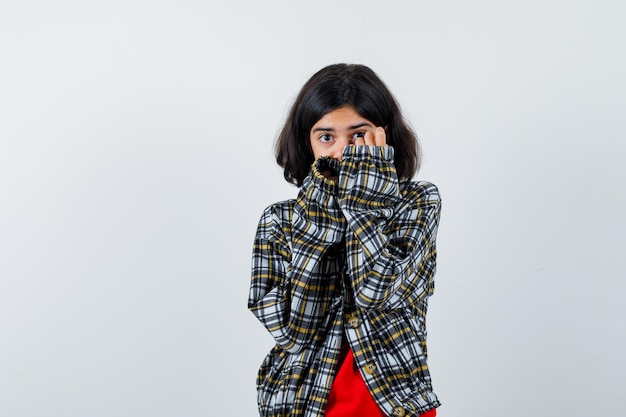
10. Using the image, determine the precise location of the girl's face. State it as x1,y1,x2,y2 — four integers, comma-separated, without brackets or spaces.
309,105,385,161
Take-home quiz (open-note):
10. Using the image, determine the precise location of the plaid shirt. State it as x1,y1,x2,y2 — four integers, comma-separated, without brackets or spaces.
249,146,441,417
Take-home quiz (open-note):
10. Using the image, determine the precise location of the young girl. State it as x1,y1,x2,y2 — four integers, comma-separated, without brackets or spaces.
248,64,441,417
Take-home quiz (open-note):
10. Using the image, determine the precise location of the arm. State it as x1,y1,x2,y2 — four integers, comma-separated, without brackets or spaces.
338,145,441,310
248,159,346,353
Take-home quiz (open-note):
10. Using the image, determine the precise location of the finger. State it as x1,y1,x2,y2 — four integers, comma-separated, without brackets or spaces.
363,130,376,146
374,126,387,147
354,136,365,146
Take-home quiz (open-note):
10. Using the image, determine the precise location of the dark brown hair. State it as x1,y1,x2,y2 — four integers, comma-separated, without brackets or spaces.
275,63,421,186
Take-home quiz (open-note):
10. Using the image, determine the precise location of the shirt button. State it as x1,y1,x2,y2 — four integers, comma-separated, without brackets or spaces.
347,314,359,328
392,406,406,416
364,362,377,374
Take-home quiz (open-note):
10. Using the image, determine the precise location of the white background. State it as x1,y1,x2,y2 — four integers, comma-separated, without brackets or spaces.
1,1,625,416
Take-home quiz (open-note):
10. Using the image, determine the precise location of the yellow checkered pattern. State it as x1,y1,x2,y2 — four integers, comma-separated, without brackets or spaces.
249,146,441,417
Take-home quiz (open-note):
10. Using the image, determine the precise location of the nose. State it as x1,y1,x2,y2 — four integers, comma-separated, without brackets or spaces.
333,137,354,161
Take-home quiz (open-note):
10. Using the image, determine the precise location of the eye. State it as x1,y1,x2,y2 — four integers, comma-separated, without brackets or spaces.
353,131,366,140
319,134,333,143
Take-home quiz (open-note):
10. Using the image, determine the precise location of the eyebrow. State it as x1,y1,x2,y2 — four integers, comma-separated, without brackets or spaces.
312,122,374,133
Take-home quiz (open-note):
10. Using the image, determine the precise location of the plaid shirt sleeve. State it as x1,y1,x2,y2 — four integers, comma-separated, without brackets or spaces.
248,158,346,354
337,145,441,310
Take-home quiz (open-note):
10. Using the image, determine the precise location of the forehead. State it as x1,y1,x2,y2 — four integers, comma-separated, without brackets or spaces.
312,105,373,129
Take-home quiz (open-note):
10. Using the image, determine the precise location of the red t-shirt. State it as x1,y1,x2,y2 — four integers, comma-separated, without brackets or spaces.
325,347,436,417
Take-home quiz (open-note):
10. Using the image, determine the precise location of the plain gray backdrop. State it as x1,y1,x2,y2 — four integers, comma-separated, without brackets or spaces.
1,1,624,416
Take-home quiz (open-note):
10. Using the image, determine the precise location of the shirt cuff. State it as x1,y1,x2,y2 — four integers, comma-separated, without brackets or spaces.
340,145,395,163
308,157,341,194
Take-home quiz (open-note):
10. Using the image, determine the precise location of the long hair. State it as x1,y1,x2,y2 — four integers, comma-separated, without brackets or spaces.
275,63,421,186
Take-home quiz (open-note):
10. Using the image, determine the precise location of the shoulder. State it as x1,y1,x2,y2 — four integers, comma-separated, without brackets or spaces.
401,180,441,207
260,199,296,219
255,199,296,239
